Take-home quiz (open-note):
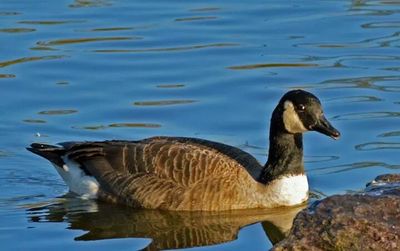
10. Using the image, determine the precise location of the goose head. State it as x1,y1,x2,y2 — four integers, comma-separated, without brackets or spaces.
277,89,340,139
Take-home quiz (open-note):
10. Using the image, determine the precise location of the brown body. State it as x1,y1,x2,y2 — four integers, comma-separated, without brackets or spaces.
62,137,271,211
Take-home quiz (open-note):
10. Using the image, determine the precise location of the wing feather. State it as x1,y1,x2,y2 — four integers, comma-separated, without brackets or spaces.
61,137,262,209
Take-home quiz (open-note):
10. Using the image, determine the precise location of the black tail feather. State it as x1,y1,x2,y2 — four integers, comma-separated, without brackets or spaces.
27,143,66,167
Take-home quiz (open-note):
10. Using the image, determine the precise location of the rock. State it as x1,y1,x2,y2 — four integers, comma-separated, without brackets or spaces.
273,174,400,251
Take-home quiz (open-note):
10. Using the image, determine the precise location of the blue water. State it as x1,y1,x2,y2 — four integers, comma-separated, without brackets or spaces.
1,0,400,250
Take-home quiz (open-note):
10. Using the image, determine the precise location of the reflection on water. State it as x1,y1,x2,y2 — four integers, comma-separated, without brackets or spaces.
25,197,304,250
37,36,136,47
302,75,400,92
0,28,35,33
304,155,340,163
0,150,10,157
379,131,400,137
0,12,20,16
296,31,400,48
0,74,15,78
69,0,112,8
38,109,78,115
156,84,185,89
19,20,84,25
310,161,400,175
133,100,197,106
333,111,400,120
90,27,135,32
93,43,238,53
355,142,400,151
190,7,221,12
0,55,64,68
228,63,318,70
73,122,162,130
362,21,400,28
327,95,382,103
175,16,217,22
55,81,69,85
23,119,47,124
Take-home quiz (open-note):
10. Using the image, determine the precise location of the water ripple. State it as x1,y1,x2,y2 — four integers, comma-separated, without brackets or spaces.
0,28,36,33
332,111,400,120
55,81,69,85
190,7,221,12
133,100,197,106
156,84,185,89
175,16,217,22
0,12,20,16
336,55,400,69
38,109,78,115
382,67,400,72
69,0,112,8
310,161,400,174
37,36,136,46
294,31,400,48
0,74,15,78
0,55,65,68
301,55,400,69
90,27,134,32
73,122,161,130
109,123,161,128
378,131,400,137
23,119,47,124
228,63,318,70
3,194,46,203
355,142,400,151
30,46,58,51
303,75,400,92
93,42,238,53
304,155,340,163
362,21,400,29
19,20,84,25
327,95,382,103
0,150,10,157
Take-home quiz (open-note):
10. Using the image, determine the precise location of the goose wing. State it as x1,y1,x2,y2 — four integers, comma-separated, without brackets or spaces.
61,137,262,210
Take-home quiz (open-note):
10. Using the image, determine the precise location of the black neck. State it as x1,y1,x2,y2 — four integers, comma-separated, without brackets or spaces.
259,106,305,184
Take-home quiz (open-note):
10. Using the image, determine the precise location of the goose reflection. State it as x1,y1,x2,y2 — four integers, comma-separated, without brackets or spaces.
25,196,304,250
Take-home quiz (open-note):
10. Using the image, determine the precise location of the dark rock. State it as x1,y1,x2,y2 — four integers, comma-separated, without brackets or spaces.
372,173,400,183
273,174,400,251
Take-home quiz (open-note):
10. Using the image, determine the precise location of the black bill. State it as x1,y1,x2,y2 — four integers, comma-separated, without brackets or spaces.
312,115,340,140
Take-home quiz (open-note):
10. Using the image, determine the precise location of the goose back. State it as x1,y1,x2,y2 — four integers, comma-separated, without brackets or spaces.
59,137,263,210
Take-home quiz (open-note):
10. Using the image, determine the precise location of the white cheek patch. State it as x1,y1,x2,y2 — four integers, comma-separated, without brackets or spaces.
283,101,307,134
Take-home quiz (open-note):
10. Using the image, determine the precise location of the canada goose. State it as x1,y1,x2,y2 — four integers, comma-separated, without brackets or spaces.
27,89,340,211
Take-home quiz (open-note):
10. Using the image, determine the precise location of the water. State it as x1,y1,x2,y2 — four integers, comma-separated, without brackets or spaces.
1,0,400,250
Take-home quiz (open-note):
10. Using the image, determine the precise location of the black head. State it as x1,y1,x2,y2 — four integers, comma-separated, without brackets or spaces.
277,89,340,140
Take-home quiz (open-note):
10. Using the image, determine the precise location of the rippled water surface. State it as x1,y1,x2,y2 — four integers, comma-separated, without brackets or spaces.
1,0,400,250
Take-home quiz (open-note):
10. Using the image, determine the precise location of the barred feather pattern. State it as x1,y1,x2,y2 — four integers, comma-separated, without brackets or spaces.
30,137,308,210
62,137,270,210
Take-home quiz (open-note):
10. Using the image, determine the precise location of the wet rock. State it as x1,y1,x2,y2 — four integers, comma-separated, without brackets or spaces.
273,174,400,251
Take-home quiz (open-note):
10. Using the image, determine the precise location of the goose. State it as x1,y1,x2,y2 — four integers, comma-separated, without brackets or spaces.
27,89,340,211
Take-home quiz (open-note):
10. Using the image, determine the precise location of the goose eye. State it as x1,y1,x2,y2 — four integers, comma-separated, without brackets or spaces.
297,104,305,111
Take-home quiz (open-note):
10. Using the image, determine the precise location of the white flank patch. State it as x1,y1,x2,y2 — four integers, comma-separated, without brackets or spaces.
266,174,309,206
51,156,99,199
